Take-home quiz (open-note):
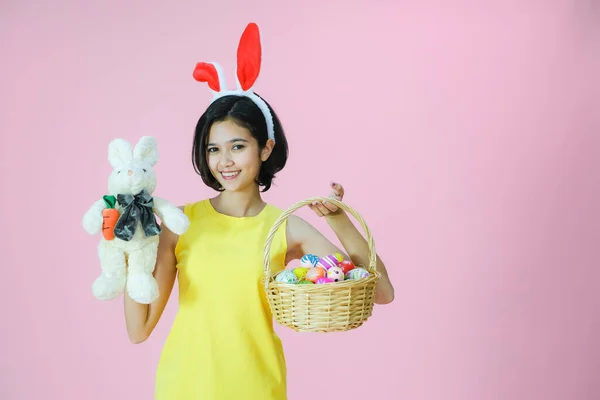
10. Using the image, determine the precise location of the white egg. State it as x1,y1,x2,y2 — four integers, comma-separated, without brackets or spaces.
326,266,345,282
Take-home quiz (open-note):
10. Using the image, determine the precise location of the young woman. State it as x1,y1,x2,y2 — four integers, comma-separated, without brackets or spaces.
124,22,395,400
123,94,395,399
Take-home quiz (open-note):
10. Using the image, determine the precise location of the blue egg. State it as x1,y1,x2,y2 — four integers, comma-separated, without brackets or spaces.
346,267,370,280
275,269,298,284
300,254,319,267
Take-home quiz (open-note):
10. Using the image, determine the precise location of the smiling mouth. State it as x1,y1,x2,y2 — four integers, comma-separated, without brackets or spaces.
220,171,240,180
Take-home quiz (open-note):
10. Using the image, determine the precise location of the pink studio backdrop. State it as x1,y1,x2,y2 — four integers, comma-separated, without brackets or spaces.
1,1,598,399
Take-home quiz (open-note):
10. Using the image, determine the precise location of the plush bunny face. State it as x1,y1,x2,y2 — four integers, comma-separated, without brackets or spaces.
107,136,159,196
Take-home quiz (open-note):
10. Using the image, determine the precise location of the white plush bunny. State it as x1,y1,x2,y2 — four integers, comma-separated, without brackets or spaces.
82,136,190,304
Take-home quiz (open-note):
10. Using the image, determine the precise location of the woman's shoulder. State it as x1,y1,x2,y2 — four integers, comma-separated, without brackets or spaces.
177,198,211,218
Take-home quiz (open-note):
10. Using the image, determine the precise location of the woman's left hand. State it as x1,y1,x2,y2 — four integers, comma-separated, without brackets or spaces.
309,182,345,217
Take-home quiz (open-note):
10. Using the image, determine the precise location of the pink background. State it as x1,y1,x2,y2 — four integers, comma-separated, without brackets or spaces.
1,1,599,399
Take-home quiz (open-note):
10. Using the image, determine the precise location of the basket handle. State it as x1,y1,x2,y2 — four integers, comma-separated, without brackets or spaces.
263,197,377,289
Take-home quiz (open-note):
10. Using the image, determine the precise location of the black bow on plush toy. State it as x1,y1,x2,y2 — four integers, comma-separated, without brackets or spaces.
114,189,162,242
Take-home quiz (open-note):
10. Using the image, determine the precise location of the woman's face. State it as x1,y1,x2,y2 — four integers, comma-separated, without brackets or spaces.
206,119,272,192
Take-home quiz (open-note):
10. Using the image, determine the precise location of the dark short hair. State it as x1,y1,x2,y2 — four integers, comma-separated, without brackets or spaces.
192,94,289,192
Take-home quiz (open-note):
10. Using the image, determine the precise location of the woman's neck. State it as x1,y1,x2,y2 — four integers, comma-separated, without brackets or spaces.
211,186,266,218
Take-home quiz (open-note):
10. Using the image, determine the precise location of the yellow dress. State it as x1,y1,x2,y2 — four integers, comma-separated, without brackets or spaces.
155,199,288,399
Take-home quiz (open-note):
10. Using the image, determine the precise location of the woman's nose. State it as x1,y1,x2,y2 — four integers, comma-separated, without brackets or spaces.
219,153,234,167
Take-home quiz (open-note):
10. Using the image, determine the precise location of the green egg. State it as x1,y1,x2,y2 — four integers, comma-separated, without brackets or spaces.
292,267,310,280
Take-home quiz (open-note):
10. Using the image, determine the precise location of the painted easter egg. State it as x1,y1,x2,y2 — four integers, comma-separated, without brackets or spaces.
346,267,370,280
305,266,326,283
275,269,299,284
316,277,334,284
300,254,320,267
297,280,314,285
339,260,355,274
327,266,345,282
293,267,310,281
316,254,339,270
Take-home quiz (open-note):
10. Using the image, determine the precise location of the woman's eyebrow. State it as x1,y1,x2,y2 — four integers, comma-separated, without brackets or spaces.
207,138,249,146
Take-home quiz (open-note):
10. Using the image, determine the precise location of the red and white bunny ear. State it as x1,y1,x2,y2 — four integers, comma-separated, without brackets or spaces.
192,23,275,142
236,23,262,91
193,62,227,93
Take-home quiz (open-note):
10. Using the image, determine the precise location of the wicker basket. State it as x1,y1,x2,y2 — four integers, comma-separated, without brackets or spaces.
263,197,380,333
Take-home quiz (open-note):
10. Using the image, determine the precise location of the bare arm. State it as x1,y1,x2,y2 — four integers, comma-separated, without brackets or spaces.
324,212,394,304
124,223,179,344
286,182,395,305
286,213,394,305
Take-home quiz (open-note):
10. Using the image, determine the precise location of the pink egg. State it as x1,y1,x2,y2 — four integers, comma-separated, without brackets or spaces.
316,277,333,284
326,266,345,282
316,254,339,270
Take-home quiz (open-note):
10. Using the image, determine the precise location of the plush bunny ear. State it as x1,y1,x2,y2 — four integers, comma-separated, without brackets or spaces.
133,136,159,166
108,139,133,168
194,62,227,93
236,23,262,91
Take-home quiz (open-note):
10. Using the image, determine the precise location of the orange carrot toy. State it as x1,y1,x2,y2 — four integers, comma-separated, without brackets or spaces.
101,195,119,240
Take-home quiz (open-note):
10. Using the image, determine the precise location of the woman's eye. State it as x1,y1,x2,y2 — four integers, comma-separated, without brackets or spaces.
207,147,217,153
233,145,245,151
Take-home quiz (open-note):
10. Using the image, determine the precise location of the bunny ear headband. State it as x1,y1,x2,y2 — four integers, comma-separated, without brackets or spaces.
192,22,275,142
